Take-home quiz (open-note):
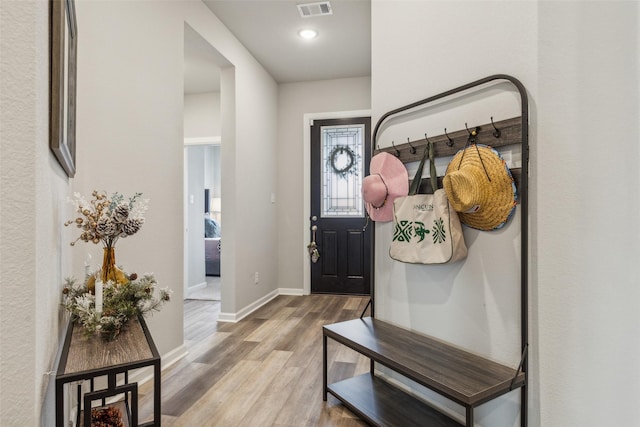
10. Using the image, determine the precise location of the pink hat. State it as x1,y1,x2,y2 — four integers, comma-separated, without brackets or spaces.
362,152,409,222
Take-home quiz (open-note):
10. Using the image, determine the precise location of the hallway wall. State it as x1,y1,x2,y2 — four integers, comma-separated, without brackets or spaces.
1,1,279,424
184,91,221,139
277,76,371,293
4,1,637,425
72,0,280,341
371,1,639,426
73,0,186,359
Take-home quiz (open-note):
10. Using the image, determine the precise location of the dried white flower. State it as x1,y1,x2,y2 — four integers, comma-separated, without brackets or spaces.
65,191,148,248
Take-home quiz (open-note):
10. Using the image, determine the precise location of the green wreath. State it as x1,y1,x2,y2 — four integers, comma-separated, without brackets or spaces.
328,145,359,179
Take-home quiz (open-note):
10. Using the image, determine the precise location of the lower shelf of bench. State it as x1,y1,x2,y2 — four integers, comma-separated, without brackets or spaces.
324,317,525,407
328,373,463,427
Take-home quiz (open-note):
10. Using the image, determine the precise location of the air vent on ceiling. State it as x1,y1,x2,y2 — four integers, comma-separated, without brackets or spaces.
297,1,332,18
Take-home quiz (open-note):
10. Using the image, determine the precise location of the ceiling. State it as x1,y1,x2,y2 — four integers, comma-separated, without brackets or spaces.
184,0,371,94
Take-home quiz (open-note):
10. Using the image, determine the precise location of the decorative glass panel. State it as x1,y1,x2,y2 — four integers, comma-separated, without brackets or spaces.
321,124,364,217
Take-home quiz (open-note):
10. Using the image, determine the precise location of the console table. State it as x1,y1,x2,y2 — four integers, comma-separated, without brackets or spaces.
55,316,161,427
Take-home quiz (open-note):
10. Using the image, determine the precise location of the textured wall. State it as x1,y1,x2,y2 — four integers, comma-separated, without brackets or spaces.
0,3,39,423
1,1,71,425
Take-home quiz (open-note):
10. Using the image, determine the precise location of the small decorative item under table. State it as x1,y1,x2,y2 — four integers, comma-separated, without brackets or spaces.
55,315,161,427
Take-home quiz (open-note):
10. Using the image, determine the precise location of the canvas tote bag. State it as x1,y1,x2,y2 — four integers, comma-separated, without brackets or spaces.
389,142,467,264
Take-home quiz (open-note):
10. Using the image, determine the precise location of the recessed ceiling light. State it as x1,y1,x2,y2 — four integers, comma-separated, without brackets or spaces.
298,29,318,40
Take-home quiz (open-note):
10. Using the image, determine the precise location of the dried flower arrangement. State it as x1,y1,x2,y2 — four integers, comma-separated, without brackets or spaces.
63,274,171,341
65,190,148,249
62,191,172,340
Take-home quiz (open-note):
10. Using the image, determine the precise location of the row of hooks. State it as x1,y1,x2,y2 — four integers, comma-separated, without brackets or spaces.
380,116,503,155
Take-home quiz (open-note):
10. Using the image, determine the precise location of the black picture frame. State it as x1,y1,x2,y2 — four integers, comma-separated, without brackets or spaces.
50,0,77,178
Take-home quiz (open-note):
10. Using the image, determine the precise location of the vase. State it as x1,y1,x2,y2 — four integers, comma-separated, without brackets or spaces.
87,247,128,293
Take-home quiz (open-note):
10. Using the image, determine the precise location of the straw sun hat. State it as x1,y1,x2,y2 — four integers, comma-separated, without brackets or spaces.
361,152,408,222
443,144,517,230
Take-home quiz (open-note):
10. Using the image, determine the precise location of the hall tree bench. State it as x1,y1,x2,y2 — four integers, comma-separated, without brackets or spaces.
323,317,526,427
323,75,530,427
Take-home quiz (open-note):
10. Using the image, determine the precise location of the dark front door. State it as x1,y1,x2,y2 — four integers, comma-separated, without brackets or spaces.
310,117,372,295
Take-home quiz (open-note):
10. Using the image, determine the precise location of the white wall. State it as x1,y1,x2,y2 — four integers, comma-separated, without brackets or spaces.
0,1,72,425
184,91,221,138
536,2,639,425
186,146,207,293
72,0,280,335
219,66,238,312
372,1,639,426
73,0,186,358
182,1,279,317
372,2,535,424
4,1,637,425
204,145,221,201
183,92,221,200
0,0,280,423
277,77,371,293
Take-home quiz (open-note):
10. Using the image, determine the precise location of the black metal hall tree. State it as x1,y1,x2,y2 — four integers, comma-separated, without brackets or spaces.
323,74,530,427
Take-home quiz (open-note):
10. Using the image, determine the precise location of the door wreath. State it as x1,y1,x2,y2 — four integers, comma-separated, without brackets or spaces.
328,145,359,179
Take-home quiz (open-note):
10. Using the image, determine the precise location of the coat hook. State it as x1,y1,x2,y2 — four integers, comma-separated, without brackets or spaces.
424,133,435,155
490,116,501,138
407,137,416,154
444,128,454,147
391,140,400,157
465,123,479,144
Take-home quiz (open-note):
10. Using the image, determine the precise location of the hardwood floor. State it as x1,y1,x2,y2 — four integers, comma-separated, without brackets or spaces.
138,294,371,426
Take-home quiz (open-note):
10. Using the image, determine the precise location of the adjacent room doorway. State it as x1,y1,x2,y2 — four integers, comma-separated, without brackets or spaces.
310,117,372,295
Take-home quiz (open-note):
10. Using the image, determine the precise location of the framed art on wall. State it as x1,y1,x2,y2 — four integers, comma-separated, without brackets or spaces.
50,0,77,178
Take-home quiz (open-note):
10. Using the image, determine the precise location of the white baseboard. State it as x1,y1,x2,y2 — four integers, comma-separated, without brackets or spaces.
218,288,306,322
161,344,189,370
218,289,279,323
128,344,188,385
216,312,238,323
278,287,305,296
185,281,207,298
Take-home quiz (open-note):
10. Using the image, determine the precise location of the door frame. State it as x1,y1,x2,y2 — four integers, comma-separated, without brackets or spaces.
302,109,372,295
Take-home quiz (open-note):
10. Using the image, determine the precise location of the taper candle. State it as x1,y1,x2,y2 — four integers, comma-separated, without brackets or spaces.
95,279,103,314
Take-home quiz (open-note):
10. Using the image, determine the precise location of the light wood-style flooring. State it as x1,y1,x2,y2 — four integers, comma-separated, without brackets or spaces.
138,294,371,426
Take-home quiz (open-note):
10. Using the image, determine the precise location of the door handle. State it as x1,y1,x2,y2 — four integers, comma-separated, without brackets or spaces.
308,225,320,263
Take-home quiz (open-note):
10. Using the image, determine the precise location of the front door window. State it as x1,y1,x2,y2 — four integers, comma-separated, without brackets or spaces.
320,125,364,218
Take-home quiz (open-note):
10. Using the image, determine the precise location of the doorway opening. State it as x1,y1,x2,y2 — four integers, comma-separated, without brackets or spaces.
184,143,222,302
182,17,237,325
182,17,237,339
183,21,225,305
